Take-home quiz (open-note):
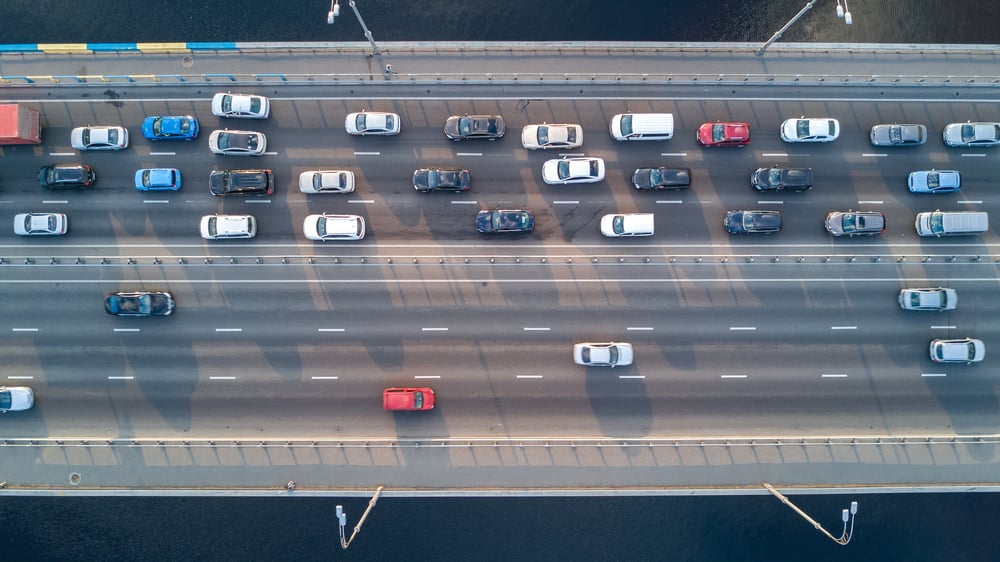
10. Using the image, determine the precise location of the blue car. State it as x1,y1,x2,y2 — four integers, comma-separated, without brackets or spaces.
135,168,182,191
141,115,199,141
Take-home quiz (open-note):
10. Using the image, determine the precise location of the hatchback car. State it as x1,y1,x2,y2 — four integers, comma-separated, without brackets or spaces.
14,212,67,236
476,209,535,234
104,291,175,317
71,126,129,150
38,164,96,189
697,121,750,147
444,114,505,141
200,214,257,239
383,387,436,411
134,168,181,191
600,213,654,237
750,167,814,192
907,170,960,193
573,342,634,367
345,111,400,135
898,288,957,311
209,169,274,197
542,157,605,185
303,214,366,241
298,170,355,194
870,123,926,146
521,123,583,150
211,92,270,119
725,210,782,234
929,338,985,364
943,122,1000,147
780,118,840,142
632,167,691,190
413,168,471,192
141,115,199,140
209,129,267,156
824,211,885,237
0,386,34,413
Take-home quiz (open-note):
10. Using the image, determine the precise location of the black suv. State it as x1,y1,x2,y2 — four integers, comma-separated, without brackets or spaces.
750,167,813,192
209,169,274,197
38,164,96,189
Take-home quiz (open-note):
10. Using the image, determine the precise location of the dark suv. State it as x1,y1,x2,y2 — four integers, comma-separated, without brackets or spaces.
209,169,274,197
750,167,813,192
38,164,96,189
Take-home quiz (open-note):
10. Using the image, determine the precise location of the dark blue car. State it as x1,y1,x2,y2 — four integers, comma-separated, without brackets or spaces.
141,115,199,140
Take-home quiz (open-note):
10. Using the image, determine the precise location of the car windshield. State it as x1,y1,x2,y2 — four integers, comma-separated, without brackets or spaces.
458,117,472,136
612,215,625,234
537,126,550,145
412,391,423,409
207,217,218,237
618,115,633,136
926,172,940,188
796,120,810,137
961,124,975,142
929,213,943,233
316,217,330,237
768,169,782,185
712,123,726,141
557,160,571,178
0,391,10,409
607,347,619,363
742,213,755,229
889,127,901,142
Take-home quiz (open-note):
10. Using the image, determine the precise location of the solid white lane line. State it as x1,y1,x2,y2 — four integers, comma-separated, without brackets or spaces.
523,327,550,331
414,375,441,379
552,200,579,205
729,326,756,331
349,199,374,204
721,375,748,379
7,376,34,380
149,152,175,156
245,200,271,204
921,373,947,377
451,200,478,205
957,200,982,204
215,328,242,332
456,152,482,156
961,153,986,157
317,328,346,332
660,152,687,157
113,328,140,332
862,153,887,157
857,200,883,204
656,200,683,204
209,376,237,380
143,200,169,204
421,327,448,332
311,376,339,380
761,153,788,157
830,326,857,330
822,374,848,378
517,375,543,379
49,152,75,156
354,151,380,156
626,327,654,331
619,375,646,379
42,200,68,204
11,328,38,332
108,376,134,380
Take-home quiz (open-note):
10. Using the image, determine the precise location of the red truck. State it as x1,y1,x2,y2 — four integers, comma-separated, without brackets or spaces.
0,104,42,144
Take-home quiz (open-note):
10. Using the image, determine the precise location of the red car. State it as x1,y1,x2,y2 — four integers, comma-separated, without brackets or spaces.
697,121,750,147
383,387,436,411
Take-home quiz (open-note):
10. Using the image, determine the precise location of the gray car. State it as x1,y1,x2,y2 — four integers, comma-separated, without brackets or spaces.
870,124,927,146
444,114,505,141
899,288,957,311
750,167,813,192
824,211,885,237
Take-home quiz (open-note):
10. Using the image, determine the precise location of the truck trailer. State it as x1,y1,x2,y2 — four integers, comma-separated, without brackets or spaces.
0,104,42,145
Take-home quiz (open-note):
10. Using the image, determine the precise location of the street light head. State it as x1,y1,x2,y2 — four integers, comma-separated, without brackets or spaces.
336,505,344,517
836,4,844,18
844,11,853,25
850,501,859,514
842,508,850,522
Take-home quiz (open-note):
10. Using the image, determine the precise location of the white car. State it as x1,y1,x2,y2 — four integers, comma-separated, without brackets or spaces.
521,123,583,149
899,288,957,311
14,212,67,236
200,214,257,239
345,111,400,136
542,157,605,185
600,213,654,237
208,129,267,156
303,214,365,241
0,386,34,413
942,122,1000,147
211,92,270,119
929,338,985,364
298,170,356,194
573,342,634,367
70,126,128,150
780,118,840,143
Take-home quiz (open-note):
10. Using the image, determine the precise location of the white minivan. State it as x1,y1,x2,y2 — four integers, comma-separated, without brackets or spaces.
914,211,988,237
609,113,674,141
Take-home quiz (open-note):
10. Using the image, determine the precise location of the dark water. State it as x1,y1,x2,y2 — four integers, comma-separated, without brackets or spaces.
3,1,1000,560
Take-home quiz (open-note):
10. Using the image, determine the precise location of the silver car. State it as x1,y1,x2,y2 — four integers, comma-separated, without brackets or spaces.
345,111,400,136
208,129,267,156
298,170,355,194
303,214,365,241
929,338,985,363
70,126,129,150
870,124,926,146
573,342,634,367
898,288,957,311
0,386,34,413
943,122,1000,147
14,212,67,236
200,214,257,239
211,92,270,119
521,123,583,150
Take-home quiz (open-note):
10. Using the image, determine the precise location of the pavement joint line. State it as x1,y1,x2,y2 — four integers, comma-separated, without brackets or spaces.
11,328,39,332
413,375,440,379
310,376,339,380
930,325,957,329
522,327,550,331
822,374,849,378
830,326,858,330
113,328,140,332
354,151,380,156
421,327,448,331
214,328,242,332
349,199,374,204
516,375,543,379
317,328,346,332
922,373,948,377
209,376,237,380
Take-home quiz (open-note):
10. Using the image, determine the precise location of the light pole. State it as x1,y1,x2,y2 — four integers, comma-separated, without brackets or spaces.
336,485,385,550
762,482,859,545
326,0,382,56
756,0,855,57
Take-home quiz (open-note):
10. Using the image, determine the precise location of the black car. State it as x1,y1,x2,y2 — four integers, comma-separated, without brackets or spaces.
413,168,471,192
725,210,782,234
632,167,691,190
476,209,535,233
209,169,274,197
104,291,175,317
444,114,505,141
750,167,813,192
38,164,96,189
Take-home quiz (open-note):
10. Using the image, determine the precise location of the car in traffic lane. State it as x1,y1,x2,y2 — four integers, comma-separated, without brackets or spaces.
38,164,95,189
929,338,985,364
632,167,691,190
600,213,654,237
209,169,274,197
943,121,1000,147
412,168,471,192
899,288,957,311
444,114,505,141
697,121,750,147
345,111,400,135
298,170,355,193
104,291,175,317
141,115,199,140
824,211,885,237
0,386,34,413
907,170,960,193
869,123,926,146
211,92,270,119
303,214,366,241
135,168,181,191
71,125,129,150
750,167,813,192
383,387,436,411
521,123,583,150
780,117,839,142
208,129,267,156
725,210,782,234
573,342,634,367
476,209,535,234
200,214,257,239
14,212,67,236
542,157,605,184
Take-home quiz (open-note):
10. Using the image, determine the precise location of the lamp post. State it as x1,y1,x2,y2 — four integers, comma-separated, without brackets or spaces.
756,0,855,56
336,485,385,550
762,482,859,545
326,0,382,56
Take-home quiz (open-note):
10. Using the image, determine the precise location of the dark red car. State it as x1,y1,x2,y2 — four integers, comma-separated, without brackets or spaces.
697,121,750,147
383,387,436,411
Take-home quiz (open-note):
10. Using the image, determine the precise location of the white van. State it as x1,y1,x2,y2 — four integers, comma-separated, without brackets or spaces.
610,113,674,141
914,211,988,237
